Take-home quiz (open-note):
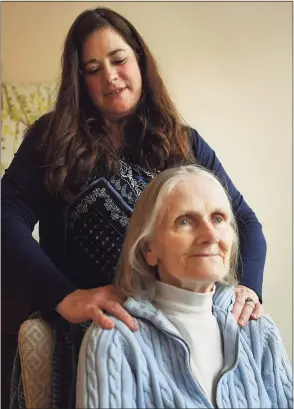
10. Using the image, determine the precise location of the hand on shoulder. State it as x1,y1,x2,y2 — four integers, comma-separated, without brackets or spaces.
56,285,139,331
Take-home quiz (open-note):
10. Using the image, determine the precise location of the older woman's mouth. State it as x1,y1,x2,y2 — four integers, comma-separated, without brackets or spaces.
190,254,220,258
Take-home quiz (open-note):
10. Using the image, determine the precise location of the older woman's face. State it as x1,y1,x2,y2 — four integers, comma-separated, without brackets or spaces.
82,27,142,121
145,174,235,292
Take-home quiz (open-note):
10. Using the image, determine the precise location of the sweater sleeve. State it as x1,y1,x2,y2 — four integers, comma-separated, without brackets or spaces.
260,316,293,408
1,114,76,312
190,128,267,300
76,322,136,408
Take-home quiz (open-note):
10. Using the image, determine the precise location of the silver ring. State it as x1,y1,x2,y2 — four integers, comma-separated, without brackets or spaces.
245,297,256,306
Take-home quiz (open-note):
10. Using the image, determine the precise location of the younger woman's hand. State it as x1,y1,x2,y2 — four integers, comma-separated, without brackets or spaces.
232,285,263,327
56,285,138,330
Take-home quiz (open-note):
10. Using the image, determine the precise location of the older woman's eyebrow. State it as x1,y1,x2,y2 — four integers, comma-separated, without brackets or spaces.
174,207,231,219
211,207,231,216
83,48,126,66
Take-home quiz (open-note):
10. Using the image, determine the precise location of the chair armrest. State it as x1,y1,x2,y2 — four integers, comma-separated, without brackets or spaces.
18,318,53,408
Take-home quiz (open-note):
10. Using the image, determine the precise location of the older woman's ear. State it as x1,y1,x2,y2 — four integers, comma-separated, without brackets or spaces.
144,242,158,267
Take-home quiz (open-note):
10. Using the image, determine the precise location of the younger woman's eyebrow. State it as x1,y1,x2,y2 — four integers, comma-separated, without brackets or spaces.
83,48,126,67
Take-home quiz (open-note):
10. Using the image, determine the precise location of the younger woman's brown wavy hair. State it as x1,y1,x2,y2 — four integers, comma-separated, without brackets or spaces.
42,7,195,200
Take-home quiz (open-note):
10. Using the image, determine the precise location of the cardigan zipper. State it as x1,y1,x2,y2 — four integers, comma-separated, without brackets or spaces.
160,327,216,408
130,311,239,409
132,316,215,408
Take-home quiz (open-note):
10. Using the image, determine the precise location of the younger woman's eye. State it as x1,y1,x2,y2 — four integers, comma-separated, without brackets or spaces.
84,67,100,76
113,58,127,65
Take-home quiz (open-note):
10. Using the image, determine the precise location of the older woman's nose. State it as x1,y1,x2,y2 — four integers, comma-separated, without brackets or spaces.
196,221,219,244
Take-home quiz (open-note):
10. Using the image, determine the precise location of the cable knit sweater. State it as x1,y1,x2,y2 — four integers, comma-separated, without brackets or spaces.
76,285,292,408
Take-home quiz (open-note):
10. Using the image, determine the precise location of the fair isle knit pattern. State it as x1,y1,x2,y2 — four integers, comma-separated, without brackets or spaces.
76,285,292,409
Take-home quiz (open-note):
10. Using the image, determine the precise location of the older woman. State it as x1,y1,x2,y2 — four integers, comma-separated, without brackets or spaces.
77,165,292,409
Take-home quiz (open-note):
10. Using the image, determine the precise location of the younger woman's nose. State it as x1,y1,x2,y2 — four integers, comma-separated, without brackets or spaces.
103,63,118,84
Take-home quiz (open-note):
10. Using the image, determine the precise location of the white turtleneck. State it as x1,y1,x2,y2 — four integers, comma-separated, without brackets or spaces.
153,281,224,404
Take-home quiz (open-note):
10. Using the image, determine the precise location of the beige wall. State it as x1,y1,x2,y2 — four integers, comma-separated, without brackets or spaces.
2,2,292,359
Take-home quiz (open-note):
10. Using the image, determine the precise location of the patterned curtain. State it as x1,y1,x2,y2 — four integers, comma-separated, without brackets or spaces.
1,81,57,173
1,81,58,240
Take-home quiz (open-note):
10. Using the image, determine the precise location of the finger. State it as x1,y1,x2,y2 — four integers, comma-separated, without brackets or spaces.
90,308,115,329
234,286,256,299
251,302,263,320
238,303,255,327
231,298,245,322
104,301,139,331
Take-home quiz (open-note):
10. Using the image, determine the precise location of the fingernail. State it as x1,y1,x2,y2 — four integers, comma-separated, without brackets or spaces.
106,320,114,329
132,321,139,330
251,314,257,320
239,320,245,327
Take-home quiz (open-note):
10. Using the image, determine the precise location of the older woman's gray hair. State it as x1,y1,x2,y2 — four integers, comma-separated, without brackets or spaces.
115,165,239,299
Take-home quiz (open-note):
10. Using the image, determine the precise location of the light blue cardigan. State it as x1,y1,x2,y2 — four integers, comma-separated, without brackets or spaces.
76,285,292,408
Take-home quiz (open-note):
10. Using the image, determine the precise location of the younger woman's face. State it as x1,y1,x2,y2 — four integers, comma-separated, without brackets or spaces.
82,27,142,122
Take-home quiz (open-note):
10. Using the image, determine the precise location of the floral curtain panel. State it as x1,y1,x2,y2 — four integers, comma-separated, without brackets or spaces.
1,81,57,240
1,81,57,173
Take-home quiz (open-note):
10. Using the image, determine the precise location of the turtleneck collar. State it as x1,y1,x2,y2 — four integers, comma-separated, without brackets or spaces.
153,281,215,317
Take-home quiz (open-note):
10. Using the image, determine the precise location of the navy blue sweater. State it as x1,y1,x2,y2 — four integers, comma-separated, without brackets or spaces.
1,115,266,312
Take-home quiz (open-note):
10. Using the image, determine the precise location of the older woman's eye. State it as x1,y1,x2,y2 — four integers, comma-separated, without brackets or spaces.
177,217,191,227
214,215,224,224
